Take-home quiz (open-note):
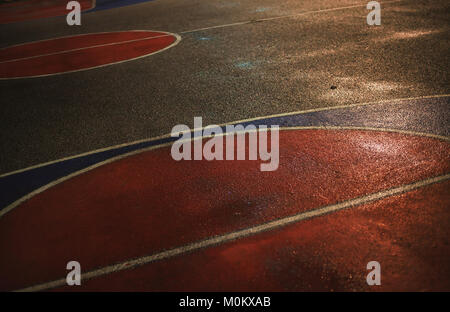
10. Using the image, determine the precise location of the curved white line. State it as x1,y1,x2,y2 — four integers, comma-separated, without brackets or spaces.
15,172,450,292
0,30,182,80
1,94,449,178
0,34,172,64
0,30,156,51
1,126,449,219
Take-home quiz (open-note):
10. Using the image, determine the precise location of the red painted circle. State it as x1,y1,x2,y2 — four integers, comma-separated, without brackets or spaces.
0,129,449,291
0,31,179,79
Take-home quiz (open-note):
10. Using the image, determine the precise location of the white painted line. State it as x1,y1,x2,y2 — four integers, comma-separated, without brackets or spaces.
0,141,173,219
0,34,171,64
224,94,450,128
0,30,155,51
1,93,448,179
180,0,405,34
15,172,450,292
278,126,450,142
0,30,181,80
1,125,448,220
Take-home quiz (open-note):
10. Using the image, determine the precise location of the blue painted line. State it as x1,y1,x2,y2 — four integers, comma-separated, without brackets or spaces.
88,0,155,12
1,96,448,212
0,136,176,211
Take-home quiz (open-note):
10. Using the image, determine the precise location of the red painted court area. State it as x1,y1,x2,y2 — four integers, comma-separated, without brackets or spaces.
1,129,449,291
58,181,450,292
0,0,94,24
0,30,179,78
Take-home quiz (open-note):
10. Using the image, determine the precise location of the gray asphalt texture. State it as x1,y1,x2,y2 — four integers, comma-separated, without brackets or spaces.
0,0,449,173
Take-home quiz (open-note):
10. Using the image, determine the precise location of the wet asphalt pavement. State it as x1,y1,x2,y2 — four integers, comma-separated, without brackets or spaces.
0,0,449,173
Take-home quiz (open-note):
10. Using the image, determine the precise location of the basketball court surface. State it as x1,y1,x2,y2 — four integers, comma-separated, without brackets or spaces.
0,0,449,291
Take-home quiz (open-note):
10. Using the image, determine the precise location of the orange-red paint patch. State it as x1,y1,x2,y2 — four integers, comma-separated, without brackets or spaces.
0,129,448,291
0,31,178,78
61,180,449,291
